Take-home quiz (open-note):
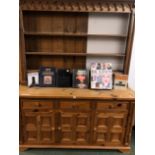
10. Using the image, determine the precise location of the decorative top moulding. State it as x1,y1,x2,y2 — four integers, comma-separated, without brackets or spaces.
20,0,135,13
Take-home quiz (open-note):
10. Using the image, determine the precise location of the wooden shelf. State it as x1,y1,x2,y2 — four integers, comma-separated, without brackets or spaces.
26,52,125,57
24,32,127,38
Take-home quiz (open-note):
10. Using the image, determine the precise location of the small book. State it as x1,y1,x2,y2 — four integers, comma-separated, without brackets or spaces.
27,72,39,87
90,63,113,89
39,67,56,87
73,69,89,88
56,68,72,87
114,73,128,89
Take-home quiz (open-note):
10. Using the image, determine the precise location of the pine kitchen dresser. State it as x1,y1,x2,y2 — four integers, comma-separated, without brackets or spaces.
19,0,135,153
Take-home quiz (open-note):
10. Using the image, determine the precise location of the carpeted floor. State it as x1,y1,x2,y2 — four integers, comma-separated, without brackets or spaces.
19,129,135,155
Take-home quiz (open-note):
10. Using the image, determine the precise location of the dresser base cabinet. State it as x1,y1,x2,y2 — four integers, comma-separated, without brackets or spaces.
19,88,134,153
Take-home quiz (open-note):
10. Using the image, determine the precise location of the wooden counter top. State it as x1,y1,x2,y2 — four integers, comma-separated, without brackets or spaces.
19,85,135,100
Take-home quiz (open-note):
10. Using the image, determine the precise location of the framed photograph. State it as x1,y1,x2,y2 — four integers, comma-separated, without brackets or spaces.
27,72,39,87
73,69,89,88
39,67,56,87
56,68,72,87
90,63,113,89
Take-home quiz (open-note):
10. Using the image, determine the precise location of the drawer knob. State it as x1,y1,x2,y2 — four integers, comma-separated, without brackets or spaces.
117,104,122,107
58,127,61,130
33,109,38,112
73,96,76,99
109,105,113,109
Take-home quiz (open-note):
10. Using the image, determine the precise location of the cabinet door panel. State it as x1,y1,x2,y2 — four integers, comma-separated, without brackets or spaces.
109,113,127,145
40,112,55,144
75,113,91,144
59,112,91,145
93,112,127,146
22,112,38,144
22,111,55,144
59,112,75,144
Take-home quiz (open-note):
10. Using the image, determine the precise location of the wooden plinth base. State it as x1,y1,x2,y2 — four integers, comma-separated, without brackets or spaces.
119,148,130,153
20,145,131,153
19,147,28,152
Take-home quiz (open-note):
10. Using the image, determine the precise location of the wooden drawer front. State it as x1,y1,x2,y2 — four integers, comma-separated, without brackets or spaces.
22,100,53,110
59,100,91,111
59,100,74,110
75,101,91,111
96,101,128,111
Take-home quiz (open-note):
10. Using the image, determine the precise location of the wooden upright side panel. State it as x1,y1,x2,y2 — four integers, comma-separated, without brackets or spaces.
124,10,135,74
19,9,27,84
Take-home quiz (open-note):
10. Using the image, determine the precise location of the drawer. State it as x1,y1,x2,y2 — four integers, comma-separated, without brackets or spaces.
22,100,53,109
59,100,74,110
74,101,91,110
96,101,128,111
59,100,91,110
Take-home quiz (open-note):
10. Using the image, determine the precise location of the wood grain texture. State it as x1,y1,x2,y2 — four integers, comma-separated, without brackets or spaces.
19,85,134,100
20,0,134,13
20,97,134,151
19,9,27,84
19,0,135,152
26,52,126,57
124,9,135,74
24,11,87,71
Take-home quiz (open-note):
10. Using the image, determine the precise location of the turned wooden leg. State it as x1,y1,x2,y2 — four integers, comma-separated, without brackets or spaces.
19,147,28,152
119,148,130,153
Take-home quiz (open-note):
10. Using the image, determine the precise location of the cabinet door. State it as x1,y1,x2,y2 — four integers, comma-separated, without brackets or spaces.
22,111,55,144
59,112,91,145
93,112,127,146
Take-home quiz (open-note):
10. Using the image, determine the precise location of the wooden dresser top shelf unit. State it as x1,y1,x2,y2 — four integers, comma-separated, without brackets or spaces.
19,85,134,100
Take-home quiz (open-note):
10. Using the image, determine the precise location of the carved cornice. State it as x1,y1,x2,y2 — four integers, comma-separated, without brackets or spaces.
20,0,134,13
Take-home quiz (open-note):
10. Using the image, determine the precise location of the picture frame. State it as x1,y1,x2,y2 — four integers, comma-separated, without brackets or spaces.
39,67,56,87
